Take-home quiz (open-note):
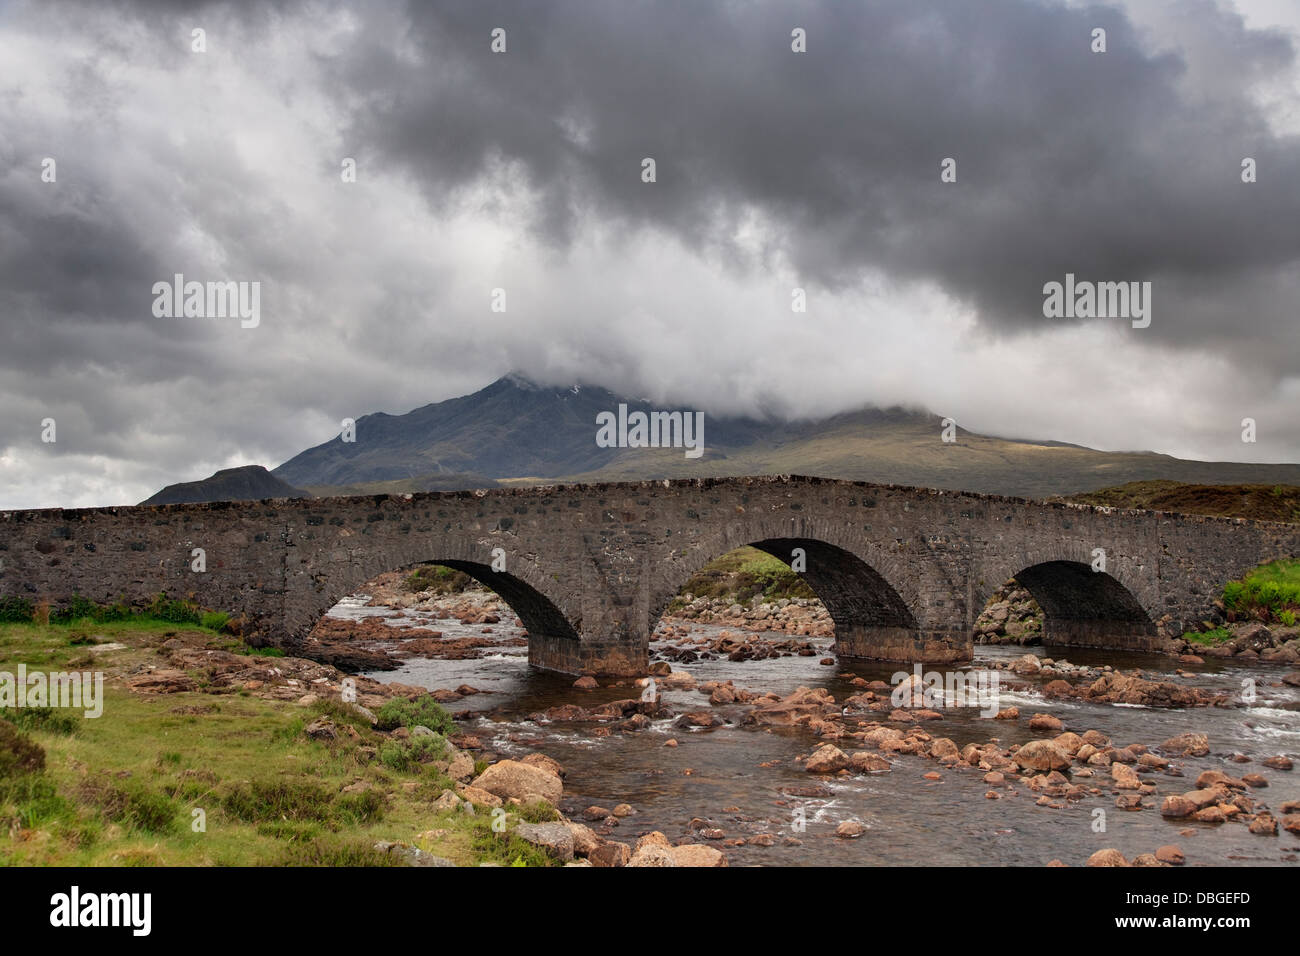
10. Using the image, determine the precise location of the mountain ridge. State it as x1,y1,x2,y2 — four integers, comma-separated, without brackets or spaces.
147,375,1300,502
140,465,307,506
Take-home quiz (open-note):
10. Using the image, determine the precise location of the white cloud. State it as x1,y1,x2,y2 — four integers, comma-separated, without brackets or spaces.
0,0,1296,509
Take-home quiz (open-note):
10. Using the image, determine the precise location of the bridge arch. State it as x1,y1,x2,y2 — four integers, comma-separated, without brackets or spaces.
650,518,969,663
292,534,582,669
975,552,1161,652
749,536,917,628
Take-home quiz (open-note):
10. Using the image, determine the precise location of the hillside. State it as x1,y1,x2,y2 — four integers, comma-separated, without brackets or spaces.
140,465,307,506
297,473,501,498
1059,481,1300,523
269,375,1300,500
272,375,814,490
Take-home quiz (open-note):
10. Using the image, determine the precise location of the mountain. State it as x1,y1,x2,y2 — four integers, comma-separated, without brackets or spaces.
274,375,642,488
267,375,1300,500
140,465,308,506
273,374,865,490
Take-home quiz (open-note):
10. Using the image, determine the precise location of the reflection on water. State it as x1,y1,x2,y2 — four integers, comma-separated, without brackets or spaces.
339,596,1300,866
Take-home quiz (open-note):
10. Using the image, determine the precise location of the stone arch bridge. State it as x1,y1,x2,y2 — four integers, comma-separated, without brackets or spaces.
2,476,1297,676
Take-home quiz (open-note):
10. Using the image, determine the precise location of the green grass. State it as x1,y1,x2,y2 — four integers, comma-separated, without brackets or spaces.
402,564,475,595
517,800,561,823
0,776,69,832
1222,559,1300,624
667,545,817,611
378,734,447,773
275,838,403,867
200,611,230,632
221,779,385,828
307,698,379,732
1180,558,1300,642
0,597,36,623
1183,627,1233,646
1,707,80,736
373,696,456,735
468,816,558,868
243,646,285,657
0,623,553,866
0,593,234,631
76,777,179,834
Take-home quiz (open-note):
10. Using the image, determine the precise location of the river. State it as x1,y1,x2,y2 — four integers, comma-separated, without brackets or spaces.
333,594,1300,866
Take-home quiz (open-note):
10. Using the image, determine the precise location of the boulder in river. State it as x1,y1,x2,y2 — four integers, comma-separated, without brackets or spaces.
1013,740,1071,772
1158,732,1209,757
519,752,566,778
564,821,602,857
835,820,865,839
1087,672,1210,708
589,842,632,867
1011,654,1042,675
1086,849,1130,867
628,832,677,867
929,737,959,760
669,844,728,867
805,744,849,774
1248,813,1278,835
1110,763,1141,790
744,686,838,726
1155,845,1185,865
471,760,563,805
1195,770,1245,791
850,751,891,773
1160,795,1197,818
1053,732,1083,755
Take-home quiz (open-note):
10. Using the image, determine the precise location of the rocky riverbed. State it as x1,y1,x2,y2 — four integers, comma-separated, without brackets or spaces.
278,579,1300,866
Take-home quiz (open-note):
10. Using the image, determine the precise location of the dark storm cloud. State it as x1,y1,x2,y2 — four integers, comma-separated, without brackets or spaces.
1,0,1298,509
333,0,1300,372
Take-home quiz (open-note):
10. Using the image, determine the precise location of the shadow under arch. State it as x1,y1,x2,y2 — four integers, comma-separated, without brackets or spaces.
748,537,917,629
305,555,581,673
1011,560,1160,652
433,559,580,646
655,536,969,664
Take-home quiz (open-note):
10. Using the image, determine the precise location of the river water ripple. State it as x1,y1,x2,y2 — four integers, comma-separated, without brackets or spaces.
336,595,1300,866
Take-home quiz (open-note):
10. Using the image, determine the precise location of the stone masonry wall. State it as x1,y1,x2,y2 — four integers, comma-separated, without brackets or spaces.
2,476,1297,675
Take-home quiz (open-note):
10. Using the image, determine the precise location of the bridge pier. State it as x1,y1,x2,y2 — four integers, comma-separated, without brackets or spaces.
834,624,973,665
1040,619,1165,653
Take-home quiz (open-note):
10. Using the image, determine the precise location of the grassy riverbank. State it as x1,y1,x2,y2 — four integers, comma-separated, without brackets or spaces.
0,620,553,866
1179,558,1300,647
1223,559,1300,625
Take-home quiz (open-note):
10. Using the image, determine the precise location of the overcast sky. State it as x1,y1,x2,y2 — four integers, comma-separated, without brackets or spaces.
2,0,1299,509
